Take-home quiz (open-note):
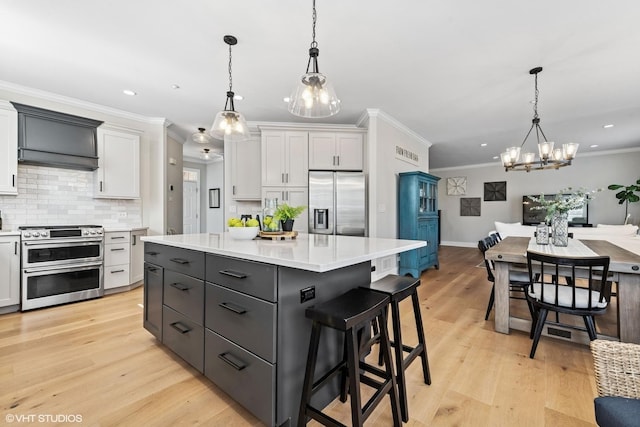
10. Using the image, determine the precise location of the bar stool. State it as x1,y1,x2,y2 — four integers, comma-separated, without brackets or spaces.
361,275,431,422
298,288,401,427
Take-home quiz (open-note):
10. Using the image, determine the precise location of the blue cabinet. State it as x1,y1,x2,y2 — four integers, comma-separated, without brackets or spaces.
398,171,440,278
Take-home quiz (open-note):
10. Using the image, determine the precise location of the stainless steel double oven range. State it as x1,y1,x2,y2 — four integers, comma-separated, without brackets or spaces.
19,225,104,311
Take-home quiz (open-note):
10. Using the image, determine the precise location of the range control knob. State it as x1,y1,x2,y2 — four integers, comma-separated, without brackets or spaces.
41,231,48,237
32,231,40,237
23,232,31,238
89,230,97,235
96,230,103,235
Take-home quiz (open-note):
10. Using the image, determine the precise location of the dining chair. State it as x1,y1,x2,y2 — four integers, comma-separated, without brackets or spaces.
525,251,611,359
478,237,532,322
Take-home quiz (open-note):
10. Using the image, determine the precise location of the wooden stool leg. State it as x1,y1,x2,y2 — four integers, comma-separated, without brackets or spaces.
378,311,402,427
390,299,410,422
298,321,322,427
412,291,431,385
346,327,364,427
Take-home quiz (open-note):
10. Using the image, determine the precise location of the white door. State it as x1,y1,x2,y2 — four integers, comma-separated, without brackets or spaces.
183,170,200,234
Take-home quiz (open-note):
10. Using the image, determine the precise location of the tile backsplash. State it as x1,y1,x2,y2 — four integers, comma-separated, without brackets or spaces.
0,165,141,230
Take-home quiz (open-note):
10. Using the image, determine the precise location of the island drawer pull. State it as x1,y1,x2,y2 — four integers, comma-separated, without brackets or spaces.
145,251,159,256
219,302,247,314
170,322,191,334
219,270,247,279
146,266,158,272
218,352,247,371
170,258,190,265
170,282,190,291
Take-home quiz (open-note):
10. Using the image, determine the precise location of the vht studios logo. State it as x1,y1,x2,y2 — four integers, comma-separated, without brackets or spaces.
5,413,83,423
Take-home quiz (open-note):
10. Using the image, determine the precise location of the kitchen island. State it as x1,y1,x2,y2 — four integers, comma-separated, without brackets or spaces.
141,232,425,427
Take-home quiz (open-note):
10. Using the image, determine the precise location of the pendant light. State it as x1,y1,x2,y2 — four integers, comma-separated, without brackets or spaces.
500,67,579,172
287,0,340,118
191,127,214,144
210,35,251,142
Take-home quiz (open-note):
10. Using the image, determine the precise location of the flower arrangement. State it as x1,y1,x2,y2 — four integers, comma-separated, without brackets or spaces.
527,187,601,222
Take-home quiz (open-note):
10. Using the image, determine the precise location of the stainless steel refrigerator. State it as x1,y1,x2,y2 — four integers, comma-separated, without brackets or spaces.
308,171,367,236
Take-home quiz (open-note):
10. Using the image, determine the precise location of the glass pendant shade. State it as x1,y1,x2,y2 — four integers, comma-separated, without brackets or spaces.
522,152,536,164
563,142,579,159
210,109,251,142
538,141,554,161
191,127,214,144
288,72,340,118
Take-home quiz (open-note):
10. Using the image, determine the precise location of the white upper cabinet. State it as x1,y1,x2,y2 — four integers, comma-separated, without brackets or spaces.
94,126,140,199
261,130,308,187
0,101,18,195
309,132,364,171
230,135,261,200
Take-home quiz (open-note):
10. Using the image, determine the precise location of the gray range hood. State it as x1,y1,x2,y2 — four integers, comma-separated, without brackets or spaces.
11,102,104,170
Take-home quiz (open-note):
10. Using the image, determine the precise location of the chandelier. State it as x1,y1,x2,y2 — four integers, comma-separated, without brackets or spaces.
287,0,340,118
501,67,579,172
210,35,251,142
191,127,214,144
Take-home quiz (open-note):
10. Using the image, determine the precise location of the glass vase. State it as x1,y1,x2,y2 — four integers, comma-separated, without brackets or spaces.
535,223,549,245
551,212,569,247
262,198,281,232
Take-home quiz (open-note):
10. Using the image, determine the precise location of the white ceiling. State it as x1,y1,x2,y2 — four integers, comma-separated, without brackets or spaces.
1,0,639,168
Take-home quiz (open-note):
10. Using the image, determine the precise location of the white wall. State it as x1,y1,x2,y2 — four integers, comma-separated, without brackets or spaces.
362,109,431,239
166,135,183,234
431,149,640,246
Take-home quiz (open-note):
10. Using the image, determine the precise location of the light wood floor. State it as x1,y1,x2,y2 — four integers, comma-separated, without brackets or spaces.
0,246,603,426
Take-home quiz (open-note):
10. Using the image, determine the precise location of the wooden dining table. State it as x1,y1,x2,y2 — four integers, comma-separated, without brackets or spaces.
485,236,640,344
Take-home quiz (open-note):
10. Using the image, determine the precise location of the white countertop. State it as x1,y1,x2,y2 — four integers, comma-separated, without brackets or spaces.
0,230,20,236
141,233,426,272
104,226,149,232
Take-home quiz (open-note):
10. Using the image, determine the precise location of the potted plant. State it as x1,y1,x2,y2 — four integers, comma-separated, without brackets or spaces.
274,204,306,232
608,179,640,223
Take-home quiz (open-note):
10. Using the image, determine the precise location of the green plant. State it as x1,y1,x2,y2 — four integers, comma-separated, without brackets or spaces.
528,187,601,222
608,179,640,221
274,204,306,221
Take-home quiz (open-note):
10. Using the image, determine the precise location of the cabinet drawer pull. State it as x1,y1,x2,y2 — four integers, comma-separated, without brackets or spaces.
218,352,247,371
147,266,158,272
219,270,247,279
170,282,190,291
170,322,191,334
219,302,247,314
111,247,126,251
145,251,159,256
170,258,190,265
110,269,125,274
110,236,126,240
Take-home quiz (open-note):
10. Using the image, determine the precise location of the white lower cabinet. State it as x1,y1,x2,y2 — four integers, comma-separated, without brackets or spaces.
130,229,147,284
104,231,131,290
0,235,20,311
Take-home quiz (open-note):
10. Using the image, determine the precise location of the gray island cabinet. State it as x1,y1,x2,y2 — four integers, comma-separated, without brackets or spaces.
141,233,424,426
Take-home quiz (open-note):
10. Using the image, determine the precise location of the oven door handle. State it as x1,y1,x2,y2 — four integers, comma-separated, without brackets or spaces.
23,238,104,246
23,262,103,275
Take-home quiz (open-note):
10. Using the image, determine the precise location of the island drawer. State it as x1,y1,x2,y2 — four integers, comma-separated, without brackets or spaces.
164,270,204,325
205,283,276,363
206,254,277,302
162,306,204,373
145,243,205,279
204,329,275,427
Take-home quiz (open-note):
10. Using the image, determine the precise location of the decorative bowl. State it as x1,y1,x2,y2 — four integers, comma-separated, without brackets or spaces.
228,226,259,240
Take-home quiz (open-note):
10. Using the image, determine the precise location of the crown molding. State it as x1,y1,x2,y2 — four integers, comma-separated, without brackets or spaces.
363,108,431,147
0,80,166,125
252,121,364,132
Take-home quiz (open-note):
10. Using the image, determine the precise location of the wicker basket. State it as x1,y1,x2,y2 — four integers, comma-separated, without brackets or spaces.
591,339,640,399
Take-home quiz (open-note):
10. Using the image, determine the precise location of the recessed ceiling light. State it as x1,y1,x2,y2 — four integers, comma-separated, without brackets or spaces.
480,143,487,147
590,144,599,148
171,84,180,90
493,155,499,160
602,124,614,129
123,89,137,96
283,97,290,103
233,94,243,101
